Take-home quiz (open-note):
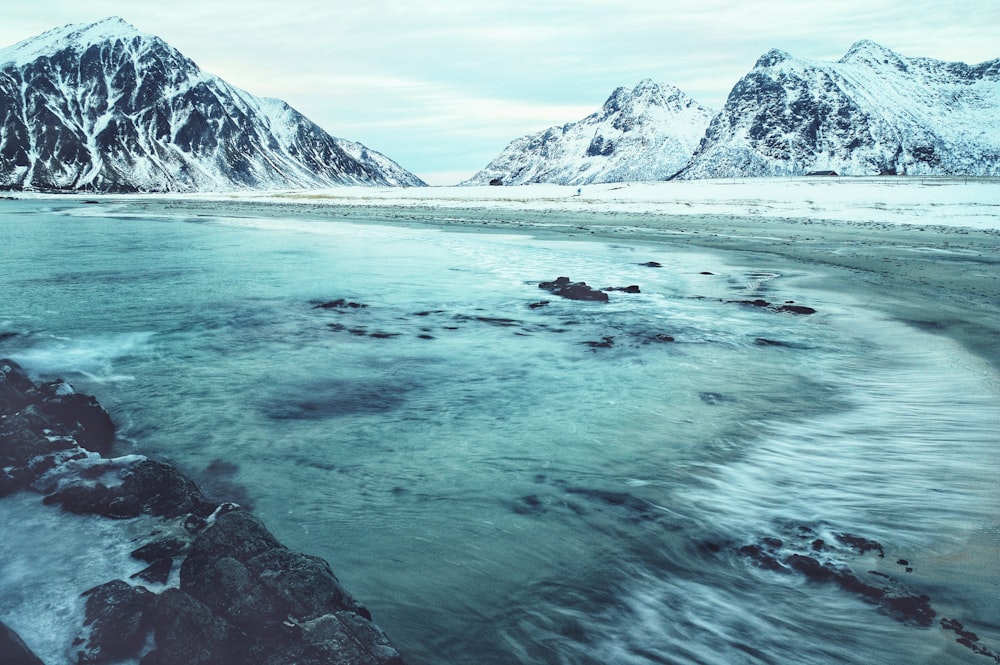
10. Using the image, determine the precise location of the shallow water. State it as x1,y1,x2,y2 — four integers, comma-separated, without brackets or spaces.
1,198,998,664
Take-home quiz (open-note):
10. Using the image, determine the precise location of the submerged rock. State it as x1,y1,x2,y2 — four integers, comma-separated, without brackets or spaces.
738,531,936,626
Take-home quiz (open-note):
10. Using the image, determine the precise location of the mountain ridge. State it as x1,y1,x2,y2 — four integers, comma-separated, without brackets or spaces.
463,79,714,186
673,40,1000,179
0,17,425,192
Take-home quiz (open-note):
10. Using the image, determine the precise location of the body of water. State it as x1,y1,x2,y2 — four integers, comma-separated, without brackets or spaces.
1,198,997,664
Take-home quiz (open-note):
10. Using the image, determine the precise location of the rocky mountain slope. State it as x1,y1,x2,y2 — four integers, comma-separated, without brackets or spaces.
463,80,714,185
0,17,425,192
673,40,1000,179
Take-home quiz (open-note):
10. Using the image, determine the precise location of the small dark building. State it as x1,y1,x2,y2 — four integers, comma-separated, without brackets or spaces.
805,170,839,176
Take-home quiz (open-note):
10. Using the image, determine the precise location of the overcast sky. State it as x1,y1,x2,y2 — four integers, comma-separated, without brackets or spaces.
2,1,998,184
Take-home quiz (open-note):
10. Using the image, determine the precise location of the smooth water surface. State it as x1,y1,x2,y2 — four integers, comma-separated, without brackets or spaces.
1,198,998,664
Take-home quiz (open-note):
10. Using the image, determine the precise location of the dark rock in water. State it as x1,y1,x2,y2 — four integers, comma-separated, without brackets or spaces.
775,304,817,315
836,533,885,558
0,620,45,665
739,532,936,627
77,580,156,664
43,458,215,519
754,337,791,347
36,384,116,454
603,285,641,293
648,334,676,343
528,301,550,309
314,299,368,310
176,508,402,664
639,261,663,268
282,612,407,665
1,361,406,664
734,298,772,308
583,336,615,349
941,618,1000,662
728,299,816,315
131,557,174,585
145,588,243,665
0,360,36,413
538,277,609,302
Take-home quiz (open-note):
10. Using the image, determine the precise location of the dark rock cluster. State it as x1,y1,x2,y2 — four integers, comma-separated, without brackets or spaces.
0,359,405,665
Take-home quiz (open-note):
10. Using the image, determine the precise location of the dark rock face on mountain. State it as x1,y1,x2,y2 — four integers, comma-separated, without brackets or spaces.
674,40,1000,178
0,359,406,664
0,17,425,192
464,79,714,185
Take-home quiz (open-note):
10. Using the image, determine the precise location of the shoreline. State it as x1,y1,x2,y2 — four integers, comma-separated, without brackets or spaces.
118,189,1000,374
10,178,1000,369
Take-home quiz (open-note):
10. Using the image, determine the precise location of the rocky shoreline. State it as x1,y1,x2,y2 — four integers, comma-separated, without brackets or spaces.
0,359,405,665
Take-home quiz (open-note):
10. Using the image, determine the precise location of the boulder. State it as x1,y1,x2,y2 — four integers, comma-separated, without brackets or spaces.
143,588,243,665
36,383,115,454
42,457,216,519
0,620,45,665
175,508,404,663
76,580,156,664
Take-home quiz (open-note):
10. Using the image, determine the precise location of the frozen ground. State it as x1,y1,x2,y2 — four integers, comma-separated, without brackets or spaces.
242,177,1000,230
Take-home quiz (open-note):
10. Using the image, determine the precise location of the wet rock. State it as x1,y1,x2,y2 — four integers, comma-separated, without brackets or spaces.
603,285,641,293
647,334,676,343
131,557,174,585
836,533,885,558
528,301,550,309
583,336,615,349
76,580,155,664
941,618,1000,662
314,299,367,310
43,457,215,519
2,362,406,665
739,532,936,627
538,277,609,302
0,620,45,665
144,588,243,665
36,386,116,454
728,300,816,315
176,508,402,664
292,612,406,665
775,304,817,315
639,261,662,268
754,337,792,347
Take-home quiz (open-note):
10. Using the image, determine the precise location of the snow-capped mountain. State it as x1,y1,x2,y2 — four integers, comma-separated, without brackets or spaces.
0,18,425,192
463,80,714,186
673,40,1000,179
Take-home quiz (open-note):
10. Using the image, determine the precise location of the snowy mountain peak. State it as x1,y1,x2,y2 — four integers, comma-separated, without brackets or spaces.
674,42,1000,179
754,48,794,69
0,18,424,191
839,39,909,71
0,17,150,67
464,80,713,186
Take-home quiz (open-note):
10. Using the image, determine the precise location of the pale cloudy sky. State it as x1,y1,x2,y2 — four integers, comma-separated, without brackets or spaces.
2,0,997,184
